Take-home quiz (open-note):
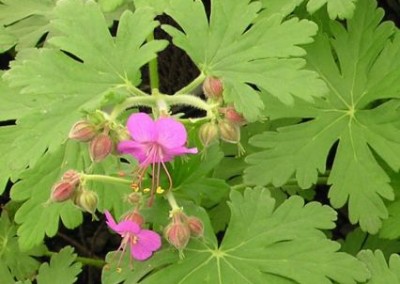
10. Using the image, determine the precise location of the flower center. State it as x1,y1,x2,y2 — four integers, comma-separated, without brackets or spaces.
130,234,138,245
146,143,164,163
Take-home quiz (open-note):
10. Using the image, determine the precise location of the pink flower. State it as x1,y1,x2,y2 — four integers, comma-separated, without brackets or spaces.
105,211,161,261
118,113,197,166
117,113,198,205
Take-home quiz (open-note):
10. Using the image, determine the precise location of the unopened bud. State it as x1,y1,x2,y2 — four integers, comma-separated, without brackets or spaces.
127,192,141,204
69,120,96,142
203,77,223,99
199,122,219,147
164,221,191,250
75,189,98,215
218,119,241,144
50,181,75,202
220,106,246,125
89,134,113,162
124,210,145,227
187,216,204,237
62,170,80,187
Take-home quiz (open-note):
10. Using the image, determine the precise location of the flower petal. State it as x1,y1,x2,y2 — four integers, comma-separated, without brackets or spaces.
117,140,148,163
137,230,162,251
127,113,156,142
130,242,153,261
164,146,198,160
155,117,187,149
105,211,140,235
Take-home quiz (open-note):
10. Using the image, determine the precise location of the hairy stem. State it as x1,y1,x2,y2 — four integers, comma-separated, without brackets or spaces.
82,174,132,185
175,72,205,95
110,94,213,119
165,191,180,211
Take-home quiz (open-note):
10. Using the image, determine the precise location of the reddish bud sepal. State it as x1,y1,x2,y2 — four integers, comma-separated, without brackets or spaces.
218,119,241,144
187,216,204,238
62,170,80,187
220,106,246,125
202,77,223,99
164,221,191,250
50,181,75,202
69,120,96,142
124,210,145,227
89,134,113,162
199,122,219,147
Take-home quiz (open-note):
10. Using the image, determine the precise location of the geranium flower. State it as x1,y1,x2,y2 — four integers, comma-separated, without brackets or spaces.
117,113,198,204
105,211,161,261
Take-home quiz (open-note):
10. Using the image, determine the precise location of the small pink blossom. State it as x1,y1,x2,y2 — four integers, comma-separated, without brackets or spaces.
118,113,197,166
117,113,198,205
105,211,161,261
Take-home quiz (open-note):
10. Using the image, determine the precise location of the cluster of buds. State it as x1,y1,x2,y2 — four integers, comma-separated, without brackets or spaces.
49,170,98,218
200,77,246,150
164,209,204,256
69,112,129,163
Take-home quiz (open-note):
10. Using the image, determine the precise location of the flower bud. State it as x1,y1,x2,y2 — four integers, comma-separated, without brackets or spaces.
69,120,96,142
124,210,145,227
187,216,204,237
50,181,75,202
199,122,219,147
89,134,113,162
62,170,80,187
220,106,246,125
127,192,141,204
202,77,223,99
164,221,191,250
74,189,98,215
218,119,241,144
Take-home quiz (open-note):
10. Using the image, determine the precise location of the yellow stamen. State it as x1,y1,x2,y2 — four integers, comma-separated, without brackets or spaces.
156,186,165,194
131,183,139,192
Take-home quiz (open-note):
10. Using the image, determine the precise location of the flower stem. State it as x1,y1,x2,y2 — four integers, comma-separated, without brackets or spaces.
147,33,160,92
175,72,205,95
110,96,157,120
163,94,212,112
82,174,132,185
165,191,180,211
43,251,105,268
110,94,212,119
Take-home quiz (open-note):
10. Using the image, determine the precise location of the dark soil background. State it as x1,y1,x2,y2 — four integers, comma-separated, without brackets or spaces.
0,1,399,283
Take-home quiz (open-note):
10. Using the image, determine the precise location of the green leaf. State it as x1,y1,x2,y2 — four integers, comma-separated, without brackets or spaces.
98,0,126,12
134,188,367,283
379,200,400,239
3,0,167,172
357,250,400,284
258,0,357,19
163,0,327,121
0,211,45,281
0,25,16,52
133,0,170,14
36,247,82,284
11,142,85,251
245,0,400,233
307,0,357,19
0,0,56,50
341,228,400,259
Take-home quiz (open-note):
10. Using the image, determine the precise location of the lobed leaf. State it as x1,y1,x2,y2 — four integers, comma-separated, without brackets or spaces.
245,0,400,233
36,247,82,284
109,188,368,283
357,250,400,283
3,0,167,174
163,0,327,121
